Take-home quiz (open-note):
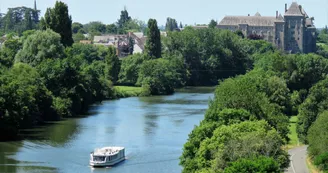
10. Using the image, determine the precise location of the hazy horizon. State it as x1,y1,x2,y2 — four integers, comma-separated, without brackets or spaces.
1,0,327,28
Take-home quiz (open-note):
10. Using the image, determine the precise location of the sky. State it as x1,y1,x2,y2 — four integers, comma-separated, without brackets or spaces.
1,0,328,28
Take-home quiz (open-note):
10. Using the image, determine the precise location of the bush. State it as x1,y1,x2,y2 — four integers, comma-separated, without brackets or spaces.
313,152,328,171
224,156,281,173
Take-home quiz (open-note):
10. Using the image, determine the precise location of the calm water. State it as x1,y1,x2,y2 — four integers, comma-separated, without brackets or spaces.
0,87,214,173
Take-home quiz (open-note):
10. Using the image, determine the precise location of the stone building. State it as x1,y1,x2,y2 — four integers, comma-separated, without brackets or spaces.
218,2,316,53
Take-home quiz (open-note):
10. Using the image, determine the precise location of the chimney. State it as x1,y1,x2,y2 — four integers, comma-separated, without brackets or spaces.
276,11,278,18
285,3,287,12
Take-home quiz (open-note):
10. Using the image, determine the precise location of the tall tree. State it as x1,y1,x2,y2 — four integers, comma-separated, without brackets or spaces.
179,22,183,29
40,1,73,47
4,9,14,32
209,19,217,29
145,19,161,58
117,7,131,33
24,10,33,31
105,46,121,83
165,17,178,31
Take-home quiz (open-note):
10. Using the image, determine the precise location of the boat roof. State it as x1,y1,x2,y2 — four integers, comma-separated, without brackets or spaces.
92,146,124,156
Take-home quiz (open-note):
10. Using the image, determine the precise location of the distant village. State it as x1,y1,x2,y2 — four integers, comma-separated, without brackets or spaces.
79,31,168,58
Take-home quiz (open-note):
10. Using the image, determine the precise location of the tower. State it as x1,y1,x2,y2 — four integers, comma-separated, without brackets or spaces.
34,0,37,11
284,2,304,53
32,0,39,23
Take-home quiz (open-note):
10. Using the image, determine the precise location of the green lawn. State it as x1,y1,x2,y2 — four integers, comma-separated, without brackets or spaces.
113,86,144,98
287,116,301,149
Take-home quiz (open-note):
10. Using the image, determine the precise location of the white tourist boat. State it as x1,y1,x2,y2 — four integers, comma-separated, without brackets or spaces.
89,146,125,167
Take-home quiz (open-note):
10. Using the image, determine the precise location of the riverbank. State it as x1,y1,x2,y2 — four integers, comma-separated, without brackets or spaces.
0,88,215,173
1,86,216,142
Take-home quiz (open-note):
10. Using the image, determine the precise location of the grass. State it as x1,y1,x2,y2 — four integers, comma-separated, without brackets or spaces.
113,86,144,98
285,116,302,150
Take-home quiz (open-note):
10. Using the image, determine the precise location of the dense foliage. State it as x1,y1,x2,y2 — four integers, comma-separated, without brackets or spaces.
137,57,184,95
180,28,328,172
0,30,118,140
163,27,251,86
0,7,39,34
182,120,288,173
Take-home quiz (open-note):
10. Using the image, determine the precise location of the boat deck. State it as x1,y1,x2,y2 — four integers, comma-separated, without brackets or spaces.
93,147,124,156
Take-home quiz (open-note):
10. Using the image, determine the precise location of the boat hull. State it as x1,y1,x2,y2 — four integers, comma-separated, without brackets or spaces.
90,157,125,167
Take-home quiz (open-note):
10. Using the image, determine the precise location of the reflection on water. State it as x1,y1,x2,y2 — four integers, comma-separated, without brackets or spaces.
0,87,215,173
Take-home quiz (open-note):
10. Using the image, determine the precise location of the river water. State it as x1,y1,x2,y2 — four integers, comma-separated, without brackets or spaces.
0,87,214,173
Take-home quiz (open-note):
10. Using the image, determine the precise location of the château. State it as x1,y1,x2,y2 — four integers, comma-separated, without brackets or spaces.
218,2,316,53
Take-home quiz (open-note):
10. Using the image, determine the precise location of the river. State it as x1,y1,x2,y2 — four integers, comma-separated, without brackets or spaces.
0,87,215,173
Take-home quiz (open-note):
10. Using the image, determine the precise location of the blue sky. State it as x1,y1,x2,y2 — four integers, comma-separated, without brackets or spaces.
1,0,327,28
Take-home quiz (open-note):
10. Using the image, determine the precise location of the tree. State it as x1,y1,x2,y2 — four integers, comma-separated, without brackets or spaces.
163,28,251,86
4,9,14,32
84,21,106,34
106,24,118,34
24,10,33,31
165,17,178,31
137,58,183,95
40,1,73,47
0,37,22,67
73,33,86,43
180,22,183,29
208,19,217,29
118,53,145,85
297,77,328,142
145,19,161,58
0,63,55,140
15,29,65,67
72,22,83,34
117,7,131,33
105,46,121,83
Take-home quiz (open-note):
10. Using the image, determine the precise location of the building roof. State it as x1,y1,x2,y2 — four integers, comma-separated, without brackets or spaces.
285,2,303,16
278,14,284,20
93,35,127,43
301,7,309,18
218,16,283,26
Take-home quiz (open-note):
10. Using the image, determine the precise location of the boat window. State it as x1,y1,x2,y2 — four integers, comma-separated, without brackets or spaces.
112,154,118,160
93,156,105,162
